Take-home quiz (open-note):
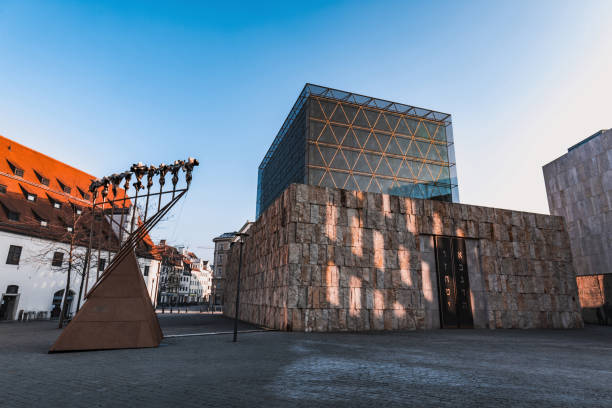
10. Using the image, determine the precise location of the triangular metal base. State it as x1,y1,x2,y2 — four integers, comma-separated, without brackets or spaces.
49,251,163,352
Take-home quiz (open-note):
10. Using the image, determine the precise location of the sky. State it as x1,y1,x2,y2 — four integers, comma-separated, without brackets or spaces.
0,0,611,261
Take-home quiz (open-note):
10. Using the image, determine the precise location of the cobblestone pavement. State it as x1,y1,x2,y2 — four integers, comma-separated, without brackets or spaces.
1,316,611,407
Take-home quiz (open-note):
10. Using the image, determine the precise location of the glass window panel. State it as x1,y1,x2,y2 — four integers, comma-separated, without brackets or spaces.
331,124,349,144
414,140,430,157
421,165,434,181
308,144,325,167
342,149,360,170
309,120,325,141
318,125,337,144
341,129,361,149
385,114,399,132
330,171,349,189
319,145,338,166
375,156,393,176
331,106,348,124
365,109,380,128
368,178,382,193
427,143,440,161
396,118,411,136
374,115,391,131
364,132,381,151
353,109,370,128
378,177,394,194
425,122,438,140
343,105,359,124
363,152,382,172
353,128,369,148
387,157,403,176
439,166,451,184
386,137,403,155
344,175,358,191
309,99,325,120
436,144,449,162
406,160,423,179
428,164,443,181
397,160,413,179
405,118,419,134
330,150,350,170
354,153,372,173
396,135,411,155
414,122,429,139
308,168,325,185
434,125,447,141
406,140,421,158
320,100,337,120
320,171,335,188
375,133,391,152
354,174,373,191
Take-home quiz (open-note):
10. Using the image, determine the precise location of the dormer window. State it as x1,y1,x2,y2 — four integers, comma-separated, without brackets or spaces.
77,187,91,200
6,160,24,177
27,193,36,202
57,179,71,194
34,170,49,186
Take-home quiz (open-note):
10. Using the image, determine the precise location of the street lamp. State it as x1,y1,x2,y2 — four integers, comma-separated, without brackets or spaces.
232,232,249,343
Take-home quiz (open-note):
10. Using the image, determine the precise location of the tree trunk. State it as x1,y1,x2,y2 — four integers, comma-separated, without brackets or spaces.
58,260,72,329
76,247,91,312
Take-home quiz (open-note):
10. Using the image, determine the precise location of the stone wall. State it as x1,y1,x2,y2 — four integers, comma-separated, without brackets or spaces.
224,184,583,331
543,129,612,277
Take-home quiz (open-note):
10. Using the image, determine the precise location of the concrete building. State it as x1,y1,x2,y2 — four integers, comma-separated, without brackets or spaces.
543,129,611,323
222,85,583,331
212,232,236,307
0,134,160,321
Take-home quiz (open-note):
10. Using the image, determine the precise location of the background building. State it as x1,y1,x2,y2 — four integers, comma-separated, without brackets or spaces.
543,129,611,323
211,232,235,307
256,84,459,217
156,241,211,306
0,134,160,321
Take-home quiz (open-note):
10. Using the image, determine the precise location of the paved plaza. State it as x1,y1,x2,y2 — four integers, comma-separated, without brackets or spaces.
0,314,611,407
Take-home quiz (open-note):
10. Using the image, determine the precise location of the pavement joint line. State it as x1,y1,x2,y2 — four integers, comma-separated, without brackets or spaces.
164,329,272,338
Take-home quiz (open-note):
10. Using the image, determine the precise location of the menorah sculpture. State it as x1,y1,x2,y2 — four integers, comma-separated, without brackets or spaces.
50,158,198,352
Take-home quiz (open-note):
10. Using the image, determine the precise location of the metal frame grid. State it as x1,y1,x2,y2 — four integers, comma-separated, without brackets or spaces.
257,84,459,217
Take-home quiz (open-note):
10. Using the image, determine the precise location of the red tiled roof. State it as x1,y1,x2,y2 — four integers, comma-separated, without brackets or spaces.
0,134,158,259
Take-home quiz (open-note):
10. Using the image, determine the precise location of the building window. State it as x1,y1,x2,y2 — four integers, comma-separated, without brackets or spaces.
51,251,64,267
0,185,6,194
27,193,36,202
53,202,61,209
66,226,73,233
7,210,19,221
41,177,49,186
62,185,71,194
6,245,22,265
76,208,82,215
40,220,48,227
144,266,149,276
98,258,106,271
13,167,24,177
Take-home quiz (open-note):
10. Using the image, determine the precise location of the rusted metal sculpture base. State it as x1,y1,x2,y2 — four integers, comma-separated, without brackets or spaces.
49,251,163,352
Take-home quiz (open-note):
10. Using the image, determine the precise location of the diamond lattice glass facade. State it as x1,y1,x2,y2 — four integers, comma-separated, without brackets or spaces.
257,84,459,217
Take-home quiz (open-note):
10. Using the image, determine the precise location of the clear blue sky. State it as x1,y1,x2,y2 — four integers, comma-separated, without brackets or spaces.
1,1,611,261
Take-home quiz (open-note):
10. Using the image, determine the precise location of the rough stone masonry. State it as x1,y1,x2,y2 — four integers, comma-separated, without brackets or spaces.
224,184,583,331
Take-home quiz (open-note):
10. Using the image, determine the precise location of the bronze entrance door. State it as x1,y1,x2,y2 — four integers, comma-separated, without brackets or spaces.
434,236,474,328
